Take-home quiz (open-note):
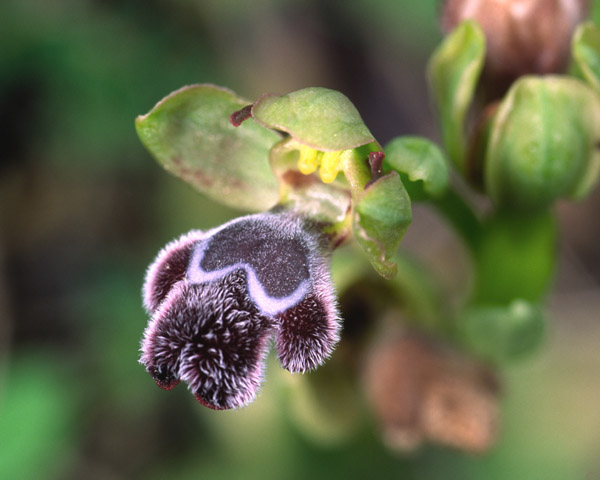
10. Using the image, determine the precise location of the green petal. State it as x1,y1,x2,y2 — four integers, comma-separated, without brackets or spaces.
353,172,412,279
135,84,280,211
572,21,600,92
428,20,485,172
384,136,449,200
485,76,600,211
251,87,374,151
461,300,545,364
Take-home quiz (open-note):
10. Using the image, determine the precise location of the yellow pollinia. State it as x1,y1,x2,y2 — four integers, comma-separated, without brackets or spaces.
297,145,347,184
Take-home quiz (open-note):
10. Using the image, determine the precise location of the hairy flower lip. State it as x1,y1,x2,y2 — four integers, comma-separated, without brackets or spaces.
140,211,342,409
143,229,205,314
142,276,274,410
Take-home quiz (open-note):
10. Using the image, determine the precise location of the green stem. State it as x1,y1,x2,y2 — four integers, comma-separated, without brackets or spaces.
389,253,450,336
428,186,483,253
471,208,558,305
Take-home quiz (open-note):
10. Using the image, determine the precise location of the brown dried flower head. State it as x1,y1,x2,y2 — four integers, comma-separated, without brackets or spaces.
363,331,500,453
442,0,590,92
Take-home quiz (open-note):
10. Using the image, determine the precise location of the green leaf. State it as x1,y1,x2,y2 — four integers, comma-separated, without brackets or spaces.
353,172,412,279
428,20,485,172
383,136,449,200
251,87,375,151
485,76,600,211
135,84,281,212
461,300,545,364
572,22,600,92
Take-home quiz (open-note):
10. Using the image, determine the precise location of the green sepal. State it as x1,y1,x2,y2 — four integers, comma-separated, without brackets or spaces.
383,136,449,201
485,76,600,211
572,22,600,92
428,20,485,172
353,171,412,279
251,87,374,151
460,300,545,364
135,84,281,211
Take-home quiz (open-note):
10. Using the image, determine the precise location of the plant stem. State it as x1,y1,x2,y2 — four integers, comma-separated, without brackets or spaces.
429,186,482,252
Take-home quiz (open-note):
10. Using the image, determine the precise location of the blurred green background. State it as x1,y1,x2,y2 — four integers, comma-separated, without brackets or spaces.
1,1,600,479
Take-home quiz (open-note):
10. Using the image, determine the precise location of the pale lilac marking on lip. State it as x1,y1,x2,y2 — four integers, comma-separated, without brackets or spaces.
187,239,312,316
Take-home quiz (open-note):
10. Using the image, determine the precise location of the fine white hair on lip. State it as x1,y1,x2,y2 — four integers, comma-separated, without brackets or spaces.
141,273,276,410
142,229,206,313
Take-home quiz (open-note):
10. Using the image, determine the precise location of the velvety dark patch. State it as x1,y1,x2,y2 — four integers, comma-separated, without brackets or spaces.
199,220,310,299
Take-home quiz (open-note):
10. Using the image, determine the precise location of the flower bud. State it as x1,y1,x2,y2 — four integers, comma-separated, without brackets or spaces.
442,0,591,94
140,211,341,409
485,76,600,211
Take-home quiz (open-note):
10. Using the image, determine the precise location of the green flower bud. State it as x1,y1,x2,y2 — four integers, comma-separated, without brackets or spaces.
461,300,545,364
485,76,600,211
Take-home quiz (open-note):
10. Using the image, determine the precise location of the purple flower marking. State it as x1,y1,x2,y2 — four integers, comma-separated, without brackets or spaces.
140,212,341,409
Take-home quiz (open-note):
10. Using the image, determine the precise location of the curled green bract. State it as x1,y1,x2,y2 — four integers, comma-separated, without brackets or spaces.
573,22,600,92
428,20,485,172
251,87,375,152
384,136,449,200
353,172,412,280
485,76,600,211
135,84,280,212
